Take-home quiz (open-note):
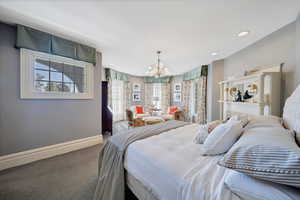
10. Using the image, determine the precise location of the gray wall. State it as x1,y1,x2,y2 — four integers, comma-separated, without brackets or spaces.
0,23,101,156
296,14,300,87
224,22,297,102
207,60,224,122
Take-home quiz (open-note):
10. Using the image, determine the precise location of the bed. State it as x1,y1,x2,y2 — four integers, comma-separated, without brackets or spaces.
124,124,239,200
93,85,300,200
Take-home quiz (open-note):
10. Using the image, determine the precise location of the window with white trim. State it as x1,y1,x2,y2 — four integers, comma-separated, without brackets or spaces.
152,83,162,109
20,49,94,99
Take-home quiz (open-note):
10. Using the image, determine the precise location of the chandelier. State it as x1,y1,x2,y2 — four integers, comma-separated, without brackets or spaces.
146,51,169,78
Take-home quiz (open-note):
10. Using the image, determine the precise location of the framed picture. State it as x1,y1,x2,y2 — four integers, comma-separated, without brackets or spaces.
132,93,141,102
132,83,141,92
174,93,181,102
174,83,181,92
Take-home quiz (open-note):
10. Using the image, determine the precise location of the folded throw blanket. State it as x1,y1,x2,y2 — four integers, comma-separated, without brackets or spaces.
93,120,189,200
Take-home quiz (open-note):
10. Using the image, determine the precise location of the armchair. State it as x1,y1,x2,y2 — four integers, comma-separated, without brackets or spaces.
130,105,150,118
126,109,145,128
161,106,184,121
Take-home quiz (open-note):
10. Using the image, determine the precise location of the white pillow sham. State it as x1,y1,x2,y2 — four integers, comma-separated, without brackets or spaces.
201,120,243,156
194,120,223,144
193,125,209,144
225,170,300,200
245,115,282,129
228,115,249,127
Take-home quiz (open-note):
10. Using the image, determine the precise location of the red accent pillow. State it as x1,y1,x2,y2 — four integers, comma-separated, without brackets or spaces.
168,107,178,115
136,106,144,114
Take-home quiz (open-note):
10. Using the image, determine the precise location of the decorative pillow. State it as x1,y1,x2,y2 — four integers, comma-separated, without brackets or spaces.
194,125,209,144
207,120,223,133
194,120,223,144
225,170,300,200
245,115,282,129
135,106,144,114
168,107,178,115
201,120,243,156
219,126,300,188
228,115,249,127
283,84,300,145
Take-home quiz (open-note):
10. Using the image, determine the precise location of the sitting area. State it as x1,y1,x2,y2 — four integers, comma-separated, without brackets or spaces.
126,106,184,128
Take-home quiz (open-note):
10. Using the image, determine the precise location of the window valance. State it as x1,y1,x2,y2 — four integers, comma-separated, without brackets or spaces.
105,68,129,81
183,65,208,81
144,76,171,83
105,65,207,82
16,25,96,65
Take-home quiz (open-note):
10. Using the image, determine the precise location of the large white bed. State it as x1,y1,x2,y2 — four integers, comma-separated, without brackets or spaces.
122,85,300,200
124,124,239,200
93,85,300,200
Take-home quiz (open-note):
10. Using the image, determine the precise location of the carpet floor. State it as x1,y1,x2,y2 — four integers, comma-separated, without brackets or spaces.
0,145,101,200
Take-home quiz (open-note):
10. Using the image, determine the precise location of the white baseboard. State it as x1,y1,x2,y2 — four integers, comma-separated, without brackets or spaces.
0,135,103,171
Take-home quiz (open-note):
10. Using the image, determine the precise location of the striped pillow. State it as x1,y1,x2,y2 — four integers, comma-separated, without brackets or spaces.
219,126,300,188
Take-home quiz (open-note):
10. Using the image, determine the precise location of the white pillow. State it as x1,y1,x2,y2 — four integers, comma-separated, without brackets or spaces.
201,120,243,155
246,115,282,129
194,125,209,144
225,170,300,200
228,115,249,127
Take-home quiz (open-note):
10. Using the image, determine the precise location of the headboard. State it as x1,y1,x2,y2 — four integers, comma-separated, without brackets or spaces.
283,85,300,144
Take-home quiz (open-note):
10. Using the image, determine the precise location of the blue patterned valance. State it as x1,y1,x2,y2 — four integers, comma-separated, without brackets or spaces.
105,68,129,81
183,65,208,81
16,25,96,65
105,65,207,82
144,76,171,83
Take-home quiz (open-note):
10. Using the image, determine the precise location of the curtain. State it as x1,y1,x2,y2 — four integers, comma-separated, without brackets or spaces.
124,81,130,115
196,76,207,124
181,77,207,123
183,65,208,81
182,80,192,121
144,83,154,112
105,68,129,81
111,80,125,122
144,76,171,83
161,83,171,113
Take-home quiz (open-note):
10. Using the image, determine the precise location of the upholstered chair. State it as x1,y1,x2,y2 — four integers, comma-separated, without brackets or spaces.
126,109,134,128
130,105,150,118
174,110,184,121
161,107,185,121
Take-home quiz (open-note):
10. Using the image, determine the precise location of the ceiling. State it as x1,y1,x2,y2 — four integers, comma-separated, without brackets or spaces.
0,0,300,75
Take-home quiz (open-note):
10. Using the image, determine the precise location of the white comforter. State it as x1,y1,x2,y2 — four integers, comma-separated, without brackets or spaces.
124,124,240,200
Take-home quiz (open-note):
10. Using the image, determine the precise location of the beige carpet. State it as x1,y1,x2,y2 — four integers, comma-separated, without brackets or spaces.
0,145,101,200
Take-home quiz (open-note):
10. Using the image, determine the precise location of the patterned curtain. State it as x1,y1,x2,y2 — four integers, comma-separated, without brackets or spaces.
123,81,130,119
196,76,207,124
161,83,171,113
144,83,154,113
182,80,192,121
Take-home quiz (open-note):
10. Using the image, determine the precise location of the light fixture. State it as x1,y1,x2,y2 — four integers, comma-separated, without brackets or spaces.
211,52,218,56
146,51,169,78
238,31,250,37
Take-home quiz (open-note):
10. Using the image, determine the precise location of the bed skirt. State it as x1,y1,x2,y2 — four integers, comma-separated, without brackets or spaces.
126,171,160,200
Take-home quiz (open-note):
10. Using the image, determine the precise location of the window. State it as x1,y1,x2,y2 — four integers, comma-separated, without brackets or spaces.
111,80,124,122
20,49,94,99
152,83,162,109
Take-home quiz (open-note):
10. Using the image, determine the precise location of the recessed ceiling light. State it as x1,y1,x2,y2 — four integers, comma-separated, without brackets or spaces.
211,52,218,56
238,31,250,37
